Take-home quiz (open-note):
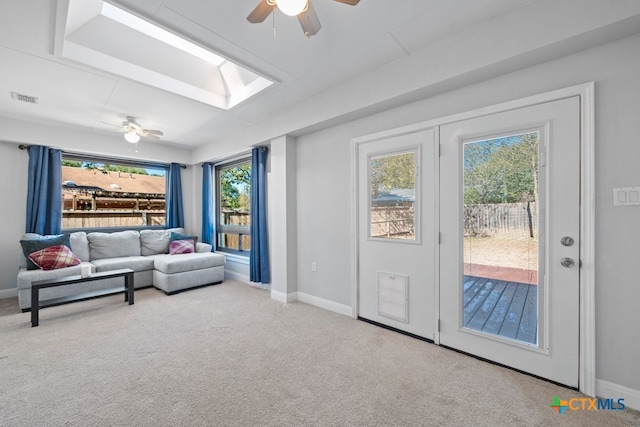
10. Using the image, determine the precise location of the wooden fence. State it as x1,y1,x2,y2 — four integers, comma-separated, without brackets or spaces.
464,202,538,237
62,210,166,229
62,190,166,229
218,210,250,251
370,205,415,238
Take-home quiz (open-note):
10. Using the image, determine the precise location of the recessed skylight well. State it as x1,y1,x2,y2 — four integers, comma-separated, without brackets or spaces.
56,0,274,110
100,3,226,67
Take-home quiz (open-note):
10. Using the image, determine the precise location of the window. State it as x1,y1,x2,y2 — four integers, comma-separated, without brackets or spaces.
369,150,417,241
61,155,167,230
216,158,251,254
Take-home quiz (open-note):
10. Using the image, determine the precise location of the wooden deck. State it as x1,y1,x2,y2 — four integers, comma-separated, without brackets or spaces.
462,275,538,344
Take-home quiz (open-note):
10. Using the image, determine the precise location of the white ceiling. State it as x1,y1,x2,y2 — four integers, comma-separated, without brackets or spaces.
1,0,640,159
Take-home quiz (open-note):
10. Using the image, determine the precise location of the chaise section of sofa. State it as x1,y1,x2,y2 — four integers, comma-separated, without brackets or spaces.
17,228,226,310
150,252,225,294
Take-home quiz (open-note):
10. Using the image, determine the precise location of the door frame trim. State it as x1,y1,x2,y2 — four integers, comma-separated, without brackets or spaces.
351,82,595,396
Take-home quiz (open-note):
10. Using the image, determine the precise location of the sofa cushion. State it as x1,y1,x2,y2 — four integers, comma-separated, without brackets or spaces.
169,239,195,255
195,242,213,253
28,245,81,271
151,252,225,275
88,230,141,260
17,263,88,289
69,231,90,262
139,228,185,256
20,234,71,270
91,256,154,273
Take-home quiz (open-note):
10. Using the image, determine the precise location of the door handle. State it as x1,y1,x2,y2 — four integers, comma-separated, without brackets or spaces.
560,257,575,268
560,236,575,247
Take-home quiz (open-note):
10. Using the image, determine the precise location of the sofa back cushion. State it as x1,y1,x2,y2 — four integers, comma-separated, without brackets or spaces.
139,228,185,255
87,230,141,260
69,231,90,262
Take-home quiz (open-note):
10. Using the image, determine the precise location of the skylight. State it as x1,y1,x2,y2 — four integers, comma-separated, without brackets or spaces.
55,0,274,110
99,3,226,67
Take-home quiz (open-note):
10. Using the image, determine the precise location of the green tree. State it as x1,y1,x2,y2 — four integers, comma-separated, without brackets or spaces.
62,160,83,167
370,152,415,197
64,161,150,175
220,164,251,211
102,164,148,175
463,133,538,204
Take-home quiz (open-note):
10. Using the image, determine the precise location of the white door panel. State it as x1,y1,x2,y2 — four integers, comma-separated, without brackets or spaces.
439,97,580,386
357,129,436,339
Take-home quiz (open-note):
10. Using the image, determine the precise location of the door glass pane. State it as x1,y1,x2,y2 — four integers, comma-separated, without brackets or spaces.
462,132,539,345
369,151,416,240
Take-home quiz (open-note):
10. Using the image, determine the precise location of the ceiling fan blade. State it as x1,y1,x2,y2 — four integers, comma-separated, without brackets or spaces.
297,1,321,37
333,0,360,5
99,121,123,128
144,129,164,136
247,0,274,23
144,132,160,141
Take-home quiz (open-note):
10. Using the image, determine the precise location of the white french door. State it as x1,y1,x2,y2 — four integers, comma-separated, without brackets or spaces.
356,129,436,339
439,97,581,387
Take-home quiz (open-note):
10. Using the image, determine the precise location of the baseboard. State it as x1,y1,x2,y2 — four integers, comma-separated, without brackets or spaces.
224,270,250,284
296,292,352,317
0,287,18,299
597,379,640,411
270,290,296,303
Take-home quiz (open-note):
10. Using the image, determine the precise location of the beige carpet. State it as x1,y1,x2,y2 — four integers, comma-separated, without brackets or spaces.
0,280,638,427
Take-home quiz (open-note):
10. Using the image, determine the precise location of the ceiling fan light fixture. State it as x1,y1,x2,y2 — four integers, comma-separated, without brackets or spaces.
277,0,308,16
124,130,140,143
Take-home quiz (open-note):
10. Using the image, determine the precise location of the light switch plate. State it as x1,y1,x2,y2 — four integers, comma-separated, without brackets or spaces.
613,186,640,206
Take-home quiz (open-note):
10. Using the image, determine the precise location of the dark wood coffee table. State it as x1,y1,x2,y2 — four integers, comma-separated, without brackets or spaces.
31,268,134,327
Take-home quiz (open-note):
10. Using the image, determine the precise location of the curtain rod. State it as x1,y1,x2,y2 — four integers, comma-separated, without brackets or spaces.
18,144,187,169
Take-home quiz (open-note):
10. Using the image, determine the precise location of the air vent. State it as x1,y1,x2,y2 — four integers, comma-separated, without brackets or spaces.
10,92,38,104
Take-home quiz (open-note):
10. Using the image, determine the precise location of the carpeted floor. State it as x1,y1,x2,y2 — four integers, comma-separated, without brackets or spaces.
0,280,638,426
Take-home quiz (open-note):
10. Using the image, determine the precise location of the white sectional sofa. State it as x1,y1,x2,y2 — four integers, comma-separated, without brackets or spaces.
17,228,225,311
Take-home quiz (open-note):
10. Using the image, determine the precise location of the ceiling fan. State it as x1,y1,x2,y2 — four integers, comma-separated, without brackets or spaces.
247,0,360,38
102,116,164,143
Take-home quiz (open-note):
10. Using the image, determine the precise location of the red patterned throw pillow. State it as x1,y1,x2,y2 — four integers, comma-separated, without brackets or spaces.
169,239,195,255
28,245,81,271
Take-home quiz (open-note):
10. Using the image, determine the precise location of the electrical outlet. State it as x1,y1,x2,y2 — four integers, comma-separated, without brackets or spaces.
311,261,317,272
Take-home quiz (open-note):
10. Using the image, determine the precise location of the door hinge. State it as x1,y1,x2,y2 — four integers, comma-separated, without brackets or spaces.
437,319,441,332
438,144,442,157
438,232,442,244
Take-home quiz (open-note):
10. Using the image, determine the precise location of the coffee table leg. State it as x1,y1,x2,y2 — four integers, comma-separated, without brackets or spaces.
31,287,39,327
126,273,134,305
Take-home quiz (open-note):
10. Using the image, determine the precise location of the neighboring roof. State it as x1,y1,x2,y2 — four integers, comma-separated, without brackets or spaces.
372,188,415,204
62,166,165,194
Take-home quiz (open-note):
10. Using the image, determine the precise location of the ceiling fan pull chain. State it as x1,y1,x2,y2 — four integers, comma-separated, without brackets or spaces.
272,4,277,38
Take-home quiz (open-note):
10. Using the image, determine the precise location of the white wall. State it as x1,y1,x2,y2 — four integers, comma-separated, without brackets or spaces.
269,136,298,301
0,141,28,297
296,34,640,393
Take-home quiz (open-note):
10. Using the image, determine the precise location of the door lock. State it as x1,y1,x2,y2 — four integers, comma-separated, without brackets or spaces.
560,257,575,268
